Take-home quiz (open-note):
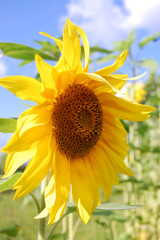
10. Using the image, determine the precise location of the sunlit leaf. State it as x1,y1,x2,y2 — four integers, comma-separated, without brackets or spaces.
0,118,17,133
139,32,160,48
0,173,22,192
0,42,59,62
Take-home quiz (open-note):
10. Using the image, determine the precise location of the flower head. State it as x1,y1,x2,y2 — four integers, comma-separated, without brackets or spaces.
0,19,155,224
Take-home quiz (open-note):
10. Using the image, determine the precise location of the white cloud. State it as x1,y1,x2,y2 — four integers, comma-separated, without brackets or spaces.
123,0,160,32
60,0,127,47
0,60,7,77
60,0,160,47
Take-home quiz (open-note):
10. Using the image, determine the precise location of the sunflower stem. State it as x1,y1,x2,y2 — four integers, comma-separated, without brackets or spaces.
38,176,48,240
29,192,41,213
47,211,72,240
68,192,74,240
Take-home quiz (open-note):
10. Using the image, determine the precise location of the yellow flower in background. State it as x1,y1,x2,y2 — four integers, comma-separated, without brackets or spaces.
0,19,155,224
134,82,147,103
124,82,147,103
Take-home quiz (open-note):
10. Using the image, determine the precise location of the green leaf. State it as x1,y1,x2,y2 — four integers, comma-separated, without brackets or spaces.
139,32,160,48
0,118,17,133
0,173,22,192
93,210,114,217
96,202,142,211
0,42,59,62
148,96,160,104
137,122,150,136
113,30,136,51
120,120,129,132
0,225,20,237
66,202,142,215
127,30,136,45
18,59,34,67
97,54,118,64
139,59,158,72
90,46,112,54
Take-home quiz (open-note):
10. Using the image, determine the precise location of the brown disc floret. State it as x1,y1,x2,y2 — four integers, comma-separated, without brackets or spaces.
52,84,103,159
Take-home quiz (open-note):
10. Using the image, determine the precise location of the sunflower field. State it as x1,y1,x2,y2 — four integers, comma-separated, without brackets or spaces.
0,22,159,240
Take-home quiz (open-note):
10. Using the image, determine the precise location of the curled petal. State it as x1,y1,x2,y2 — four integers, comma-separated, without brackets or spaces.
95,50,128,76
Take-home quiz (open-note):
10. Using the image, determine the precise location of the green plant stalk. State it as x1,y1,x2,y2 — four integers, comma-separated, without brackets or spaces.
47,211,74,240
125,48,136,235
68,192,74,240
29,192,41,213
38,176,48,240
62,217,67,240
110,220,118,240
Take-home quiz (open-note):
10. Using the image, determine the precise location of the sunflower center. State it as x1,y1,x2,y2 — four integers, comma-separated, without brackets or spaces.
52,84,103,159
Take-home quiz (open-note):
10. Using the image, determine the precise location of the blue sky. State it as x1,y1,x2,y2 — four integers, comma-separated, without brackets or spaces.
0,0,160,147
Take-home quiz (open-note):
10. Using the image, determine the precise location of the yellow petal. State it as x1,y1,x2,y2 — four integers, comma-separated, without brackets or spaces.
39,32,63,52
53,71,74,94
0,76,44,103
17,101,52,137
103,74,128,90
100,92,155,121
3,147,36,179
95,50,128,76
75,24,90,72
89,144,118,201
45,148,70,224
120,71,147,81
1,101,52,153
103,115,127,139
103,72,147,91
103,118,129,155
14,134,54,199
40,20,89,73
71,158,100,224
35,54,57,99
99,140,134,176
35,208,49,219
74,72,118,95
1,123,52,153
56,19,82,73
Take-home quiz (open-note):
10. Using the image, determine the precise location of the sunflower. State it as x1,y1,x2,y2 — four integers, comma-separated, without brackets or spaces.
0,19,155,224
